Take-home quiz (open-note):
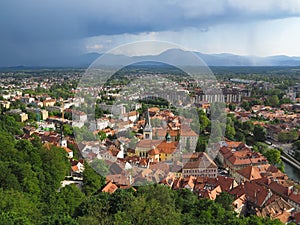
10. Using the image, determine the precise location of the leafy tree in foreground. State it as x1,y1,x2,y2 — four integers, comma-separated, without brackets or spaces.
253,125,267,142
76,192,112,225
114,195,181,225
82,163,106,196
293,140,300,150
215,192,234,211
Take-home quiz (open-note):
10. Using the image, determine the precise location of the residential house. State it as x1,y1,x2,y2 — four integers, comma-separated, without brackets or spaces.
40,109,49,120
101,180,118,194
198,185,222,200
96,118,110,130
256,197,294,224
72,110,87,123
244,181,273,214
235,166,262,184
233,194,247,216
43,99,56,107
219,146,268,173
119,111,139,122
0,100,10,109
180,126,198,151
135,139,161,158
288,192,300,212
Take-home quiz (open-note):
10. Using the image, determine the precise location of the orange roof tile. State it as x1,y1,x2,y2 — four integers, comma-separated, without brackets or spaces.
226,141,244,149
62,146,73,153
101,181,118,194
289,193,300,204
157,141,179,154
183,152,217,169
217,176,235,192
180,128,198,137
294,211,300,224
148,107,160,113
244,181,269,207
236,166,262,181
136,140,162,149
71,165,79,172
269,180,292,197
229,184,245,199
148,147,160,155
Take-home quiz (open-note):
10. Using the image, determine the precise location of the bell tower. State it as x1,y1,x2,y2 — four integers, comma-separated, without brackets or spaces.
143,108,152,140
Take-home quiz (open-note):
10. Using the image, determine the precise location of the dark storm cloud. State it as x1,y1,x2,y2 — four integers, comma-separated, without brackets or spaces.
1,0,300,66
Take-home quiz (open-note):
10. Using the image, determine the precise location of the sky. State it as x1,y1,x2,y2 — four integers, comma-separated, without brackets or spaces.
1,0,300,66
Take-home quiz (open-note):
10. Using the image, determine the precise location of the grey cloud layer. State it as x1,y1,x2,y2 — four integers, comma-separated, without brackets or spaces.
1,0,300,66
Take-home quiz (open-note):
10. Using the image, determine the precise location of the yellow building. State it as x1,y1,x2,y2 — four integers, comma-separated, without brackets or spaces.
0,101,10,109
43,99,56,107
135,139,161,158
20,112,28,122
40,109,49,120
136,133,180,162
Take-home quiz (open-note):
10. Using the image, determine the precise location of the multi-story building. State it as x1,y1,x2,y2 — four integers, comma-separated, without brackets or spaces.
182,152,217,178
218,145,268,173
193,88,251,103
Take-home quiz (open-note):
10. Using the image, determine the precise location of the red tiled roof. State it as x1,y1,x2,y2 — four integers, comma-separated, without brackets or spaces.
220,146,231,155
269,180,292,197
236,166,262,181
257,196,293,224
294,211,300,224
101,181,118,194
180,128,198,137
244,181,270,207
217,176,235,192
183,152,217,169
226,141,244,149
226,148,267,166
136,140,162,149
148,107,160,113
253,177,272,186
183,176,196,189
289,193,300,205
71,165,79,172
157,141,179,154
149,162,170,173
148,147,160,155
229,184,245,199
199,185,222,200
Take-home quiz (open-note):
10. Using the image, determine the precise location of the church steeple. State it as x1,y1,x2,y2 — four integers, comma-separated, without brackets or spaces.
165,132,171,143
143,108,152,140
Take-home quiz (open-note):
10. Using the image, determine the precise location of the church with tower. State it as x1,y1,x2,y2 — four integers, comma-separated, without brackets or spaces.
143,108,153,140
134,108,180,162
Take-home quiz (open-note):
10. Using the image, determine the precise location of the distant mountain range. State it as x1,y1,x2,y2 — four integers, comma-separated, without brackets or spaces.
76,49,300,67
3,49,300,69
